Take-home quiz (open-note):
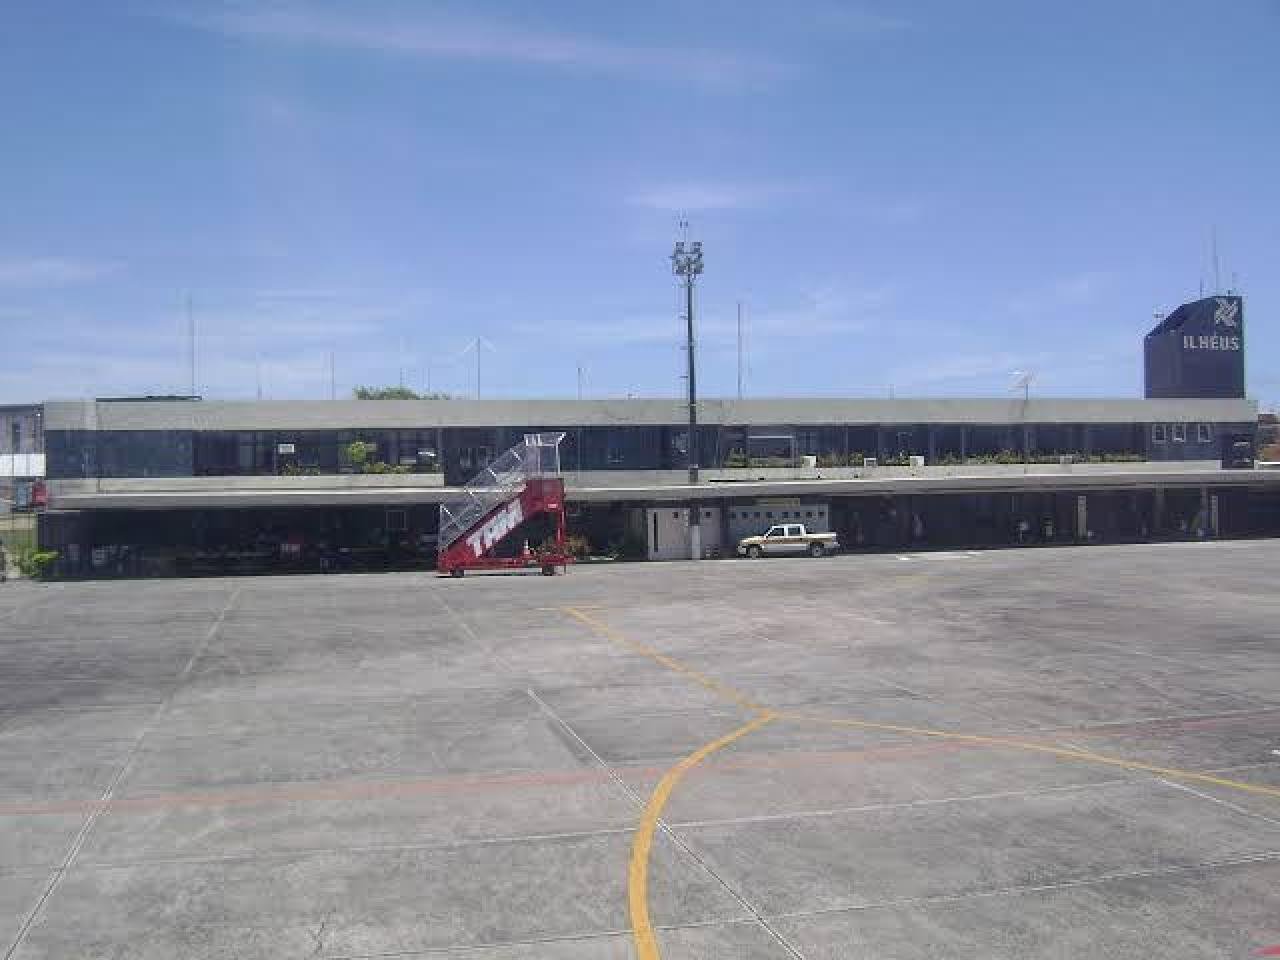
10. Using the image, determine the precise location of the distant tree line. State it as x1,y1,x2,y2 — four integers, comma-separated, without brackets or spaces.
352,386,453,400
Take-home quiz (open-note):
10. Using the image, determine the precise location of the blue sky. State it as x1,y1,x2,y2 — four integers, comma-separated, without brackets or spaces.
2,1,1277,405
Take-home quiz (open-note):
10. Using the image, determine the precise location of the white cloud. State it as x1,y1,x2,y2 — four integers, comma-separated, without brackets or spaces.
164,4,776,88
813,6,913,32
628,181,799,212
0,258,116,288
1006,270,1111,317
883,351,1049,391
731,282,894,340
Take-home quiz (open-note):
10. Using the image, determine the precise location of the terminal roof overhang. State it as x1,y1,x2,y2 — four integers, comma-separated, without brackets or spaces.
47,467,1280,510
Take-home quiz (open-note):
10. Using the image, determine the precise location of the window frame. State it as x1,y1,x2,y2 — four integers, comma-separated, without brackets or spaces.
1171,423,1186,443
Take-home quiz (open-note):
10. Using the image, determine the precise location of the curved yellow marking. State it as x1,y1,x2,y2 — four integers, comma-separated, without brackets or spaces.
629,711,775,960
557,606,1279,959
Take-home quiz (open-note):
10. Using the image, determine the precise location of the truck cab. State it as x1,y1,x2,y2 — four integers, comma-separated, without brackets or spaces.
737,523,839,558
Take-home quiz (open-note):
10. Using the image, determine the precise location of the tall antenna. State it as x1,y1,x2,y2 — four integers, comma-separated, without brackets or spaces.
1212,225,1221,295
255,353,263,400
577,363,584,400
736,301,744,400
329,351,336,400
398,337,406,389
186,294,195,396
459,336,494,399
1011,369,1035,404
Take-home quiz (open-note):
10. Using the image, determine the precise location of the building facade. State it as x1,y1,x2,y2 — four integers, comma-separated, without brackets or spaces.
35,395,1280,576
1145,295,1246,399
0,403,45,513
43,395,1256,484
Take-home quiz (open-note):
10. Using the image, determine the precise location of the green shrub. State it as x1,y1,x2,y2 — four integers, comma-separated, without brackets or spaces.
343,440,375,469
16,548,59,579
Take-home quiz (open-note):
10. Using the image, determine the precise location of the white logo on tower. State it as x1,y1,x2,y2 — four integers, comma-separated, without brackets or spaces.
1213,298,1239,328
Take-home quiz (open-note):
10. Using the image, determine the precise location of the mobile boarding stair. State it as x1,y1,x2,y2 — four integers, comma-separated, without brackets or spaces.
436,432,573,577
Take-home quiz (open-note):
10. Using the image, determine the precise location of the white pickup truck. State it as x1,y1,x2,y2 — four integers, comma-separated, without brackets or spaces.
737,523,839,559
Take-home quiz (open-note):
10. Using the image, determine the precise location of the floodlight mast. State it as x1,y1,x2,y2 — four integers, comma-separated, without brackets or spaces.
671,238,703,485
671,233,704,559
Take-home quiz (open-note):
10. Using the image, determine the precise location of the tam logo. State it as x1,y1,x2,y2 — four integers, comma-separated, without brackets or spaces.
1214,297,1240,328
465,500,524,558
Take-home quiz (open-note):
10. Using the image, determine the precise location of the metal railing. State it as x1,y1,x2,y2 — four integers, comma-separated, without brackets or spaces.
438,433,564,550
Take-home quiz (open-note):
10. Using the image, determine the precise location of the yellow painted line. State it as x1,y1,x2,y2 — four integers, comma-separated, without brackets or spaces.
629,711,776,960
777,711,1280,802
561,607,1280,803
559,606,1278,960
561,606,764,712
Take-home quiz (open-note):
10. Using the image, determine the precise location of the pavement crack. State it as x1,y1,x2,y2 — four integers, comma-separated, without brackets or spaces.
308,906,335,958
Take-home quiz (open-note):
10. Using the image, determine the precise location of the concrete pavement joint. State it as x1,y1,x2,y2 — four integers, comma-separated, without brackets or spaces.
1155,777,1280,831
557,602,1280,960
669,776,1145,830
2,584,242,960
760,849,1280,922
71,826,639,871
530,684,801,960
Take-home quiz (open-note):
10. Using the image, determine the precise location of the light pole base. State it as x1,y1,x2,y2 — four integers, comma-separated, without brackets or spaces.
689,522,702,561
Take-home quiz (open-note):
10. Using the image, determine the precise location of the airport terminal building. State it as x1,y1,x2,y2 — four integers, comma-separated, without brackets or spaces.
26,292,1276,576
35,392,1274,576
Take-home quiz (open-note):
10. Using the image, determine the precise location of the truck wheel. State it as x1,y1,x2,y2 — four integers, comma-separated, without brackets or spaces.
450,568,465,578
541,565,556,576
808,542,825,558
747,545,762,559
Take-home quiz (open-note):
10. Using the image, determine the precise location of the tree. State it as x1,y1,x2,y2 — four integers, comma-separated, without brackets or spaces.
352,386,453,400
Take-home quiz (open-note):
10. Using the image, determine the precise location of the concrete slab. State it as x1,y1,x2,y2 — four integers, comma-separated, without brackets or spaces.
2,540,1279,957
80,772,638,863
18,832,745,959
0,872,53,952
679,779,1280,916
773,857,1280,959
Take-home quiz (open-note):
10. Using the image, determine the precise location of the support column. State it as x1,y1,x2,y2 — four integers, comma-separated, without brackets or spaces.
1153,487,1165,537
1076,494,1088,542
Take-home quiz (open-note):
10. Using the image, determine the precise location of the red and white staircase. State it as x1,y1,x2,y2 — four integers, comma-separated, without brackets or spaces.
436,433,572,577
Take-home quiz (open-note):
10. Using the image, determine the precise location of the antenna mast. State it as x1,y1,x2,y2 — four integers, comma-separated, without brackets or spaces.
186,294,195,396
736,301,744,400
1212,226,1221,295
